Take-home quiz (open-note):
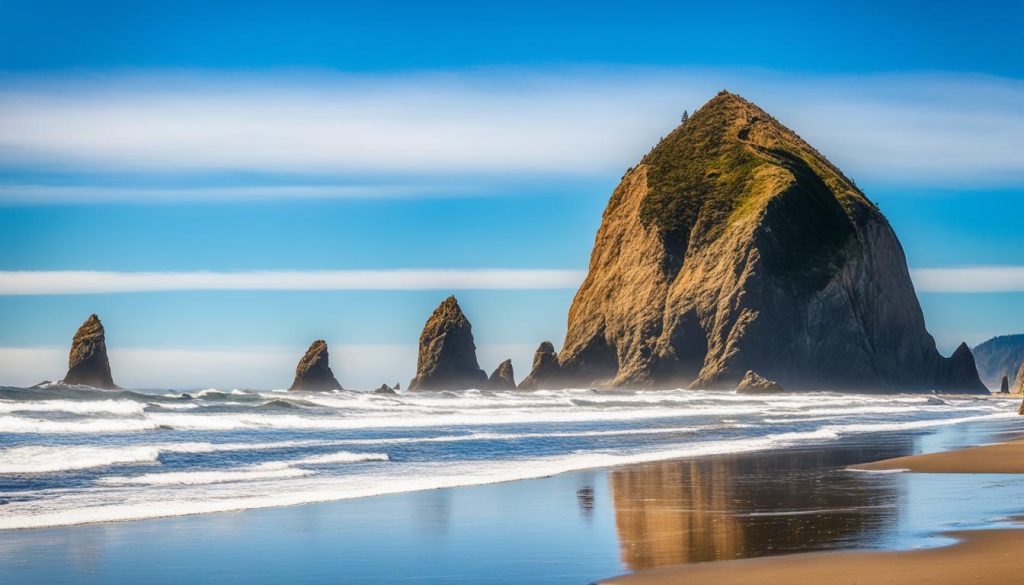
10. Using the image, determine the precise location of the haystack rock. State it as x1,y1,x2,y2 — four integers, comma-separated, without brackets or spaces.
735,370,785,394
408,296,488,390
288,340,343,391
550,90,987,393
1000,374,1010,393
62,314,118,389
518,341,563,390
488,359,516,390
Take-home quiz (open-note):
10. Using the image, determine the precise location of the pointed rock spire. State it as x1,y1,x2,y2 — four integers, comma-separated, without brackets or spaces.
518,341,563,390
1000,374,1010,393
62,314,118,389
289,340,343,391
408,296,487,391
488,359,516,390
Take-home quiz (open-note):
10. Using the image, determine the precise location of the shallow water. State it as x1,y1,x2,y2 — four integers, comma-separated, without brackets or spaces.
0,417,1022,584
0,385,1015,530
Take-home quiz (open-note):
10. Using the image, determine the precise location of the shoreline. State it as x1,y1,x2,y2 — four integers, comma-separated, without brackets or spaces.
599,433,1024,585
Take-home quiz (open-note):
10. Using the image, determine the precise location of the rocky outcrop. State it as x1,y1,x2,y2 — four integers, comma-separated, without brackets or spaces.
488,359,516,390
1015,363,1024,394
735,370,785,394
518,341,564,390
1000,375,1010,393
552,91,987,394
972,334,1024,389
408,295,488,390
62,314,118,389
373,383,397,395
288,340,343,391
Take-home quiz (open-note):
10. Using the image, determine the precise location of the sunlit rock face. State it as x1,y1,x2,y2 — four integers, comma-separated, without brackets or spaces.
409,295,488,391
556,91,987,393
289,340,343,391
63,314,118,389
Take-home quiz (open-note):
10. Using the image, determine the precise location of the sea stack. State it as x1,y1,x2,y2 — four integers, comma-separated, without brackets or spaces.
735,371,785,394
552,91,987,393
1000,374,1010,393
488,359,516,390
288,340,343,391
518,341,563,390
62,314,118,389
1015,363,1024,394
408,296,488,391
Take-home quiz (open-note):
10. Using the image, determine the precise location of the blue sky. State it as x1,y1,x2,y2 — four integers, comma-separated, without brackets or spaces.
0,0,1022,389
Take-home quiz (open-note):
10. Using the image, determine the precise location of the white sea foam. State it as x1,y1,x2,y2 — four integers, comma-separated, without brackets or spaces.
0,445,161,474
0,399,144,415
98,463,314,486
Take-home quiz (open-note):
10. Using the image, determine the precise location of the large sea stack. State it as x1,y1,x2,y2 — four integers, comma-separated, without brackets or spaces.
62,314,118,389
543,91,986,393
408,296,488,391
288,340,343,391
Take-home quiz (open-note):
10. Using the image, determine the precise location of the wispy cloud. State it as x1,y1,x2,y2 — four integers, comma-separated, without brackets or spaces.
0,184,466,203
911,266,1024,293
0,68,1021,193
0,269,586,295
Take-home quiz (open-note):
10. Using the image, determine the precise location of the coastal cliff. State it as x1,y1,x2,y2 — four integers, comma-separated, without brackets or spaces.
541,91,986,393
62,314,118,389
289,340,343,391
409,296,488,390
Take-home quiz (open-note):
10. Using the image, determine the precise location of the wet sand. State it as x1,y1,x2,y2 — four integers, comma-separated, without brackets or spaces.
852,437,1024,473
600,527,1024,585
601,434,1024,585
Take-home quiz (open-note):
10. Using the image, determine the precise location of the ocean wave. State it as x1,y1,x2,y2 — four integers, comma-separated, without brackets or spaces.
0,399,145,416
0,445,160,474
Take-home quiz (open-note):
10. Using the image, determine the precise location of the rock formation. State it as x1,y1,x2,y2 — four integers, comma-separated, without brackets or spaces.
972,334,1024,389
1015,363,1024,394
373,383,397,395
62,314,118,389
488,359,516,390
288,340,343,391
1000,374,1010,393
518,341,564,390
550,90,987,393
735,370,785,394
408,295,488,390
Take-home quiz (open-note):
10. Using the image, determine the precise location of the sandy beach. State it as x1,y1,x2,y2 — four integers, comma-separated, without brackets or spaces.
600,432,1024,585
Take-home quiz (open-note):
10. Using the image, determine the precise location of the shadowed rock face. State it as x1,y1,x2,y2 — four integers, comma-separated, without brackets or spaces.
1000,375,1010,393
735,371,784,394
518,341,563,390
409,296,488,391
555,90,987,393
488,359,516,390
288,340,343,391
62,314,118,389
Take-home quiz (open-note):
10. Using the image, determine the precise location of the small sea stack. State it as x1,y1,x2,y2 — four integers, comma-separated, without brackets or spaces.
518,341,563,390
1000,374,1010,393
408,295,488,391
735,371,785,394
288,340,343,391
373,383,397,395
62,314,119,389
488,359,516,390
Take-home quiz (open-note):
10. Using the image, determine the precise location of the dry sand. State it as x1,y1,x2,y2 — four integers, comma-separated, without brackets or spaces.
600,436,1024,585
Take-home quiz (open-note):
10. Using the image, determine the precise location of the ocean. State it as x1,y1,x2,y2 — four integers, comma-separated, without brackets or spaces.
0,384,1014,532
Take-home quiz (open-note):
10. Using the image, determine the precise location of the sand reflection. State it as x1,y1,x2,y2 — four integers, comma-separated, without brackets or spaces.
611,447,903,569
